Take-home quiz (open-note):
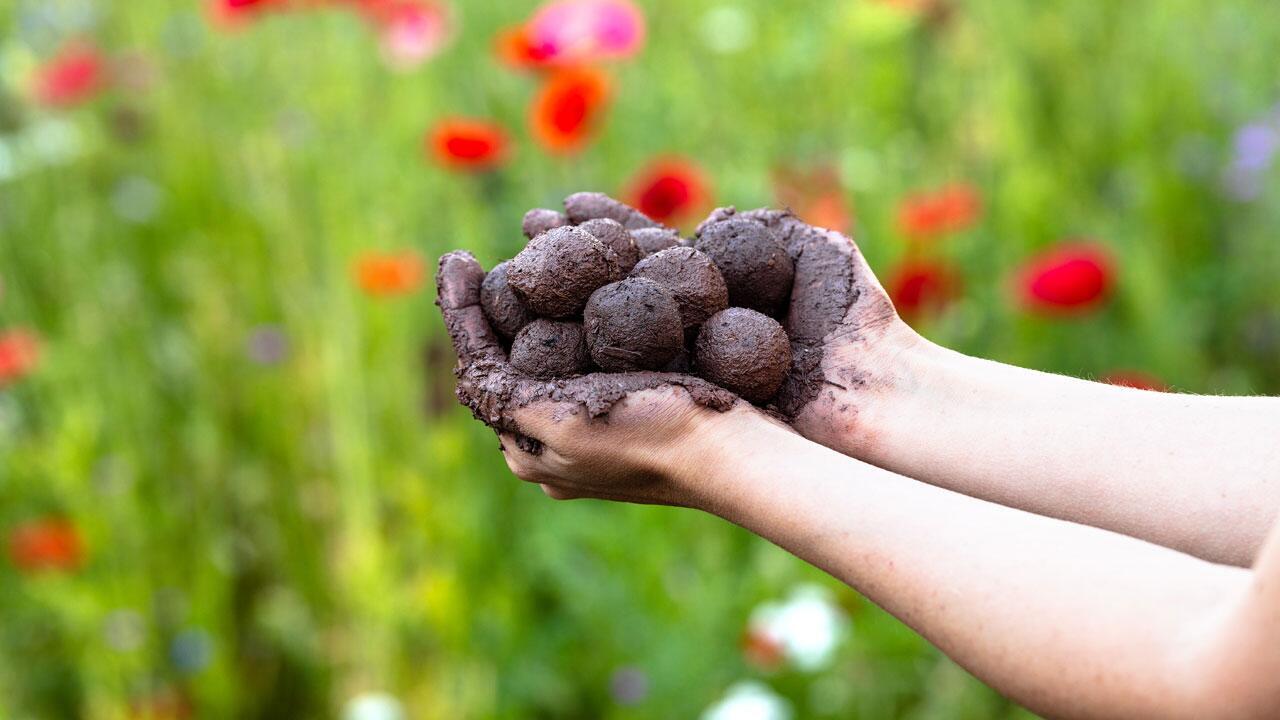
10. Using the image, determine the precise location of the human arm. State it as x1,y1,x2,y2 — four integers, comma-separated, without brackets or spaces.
502,401,1280,720
726,207,1280,567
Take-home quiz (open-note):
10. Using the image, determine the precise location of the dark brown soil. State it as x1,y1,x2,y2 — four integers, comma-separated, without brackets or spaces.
480,260,536,341
564,192,659,230
521,208,569,239
694,307,792,404
584,277,684,371
695,217,794,316
578,218,641,273
507,226,621,318
509,319,591,379
629,247,729,331
631,227,683,257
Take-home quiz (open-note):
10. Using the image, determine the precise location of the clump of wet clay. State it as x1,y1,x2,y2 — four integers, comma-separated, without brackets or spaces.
565,191,659,230
631,227,683,258
521,208,569,239
584,277,684,371
630,247,729,331
578,218,640,273
695,218,795,315
507,226,621,318
480,261,536,341
509,319,591,379
694,307,792,404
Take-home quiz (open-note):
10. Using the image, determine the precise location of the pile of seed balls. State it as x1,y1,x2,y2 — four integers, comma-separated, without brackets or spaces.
482,192,795,405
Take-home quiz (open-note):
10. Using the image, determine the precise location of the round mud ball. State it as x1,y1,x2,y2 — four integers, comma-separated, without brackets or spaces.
564,191,658,229
694,218,795,316
521,208,569,240
629,247,729,331
631,227,682,258
509,319,591,379
480,261,537,341
694,307,792,405
508,226,622,318
578,218,640,273
584,278,684,371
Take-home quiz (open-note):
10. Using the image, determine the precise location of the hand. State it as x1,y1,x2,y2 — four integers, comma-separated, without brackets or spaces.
436,248,771,507
698,207,920,455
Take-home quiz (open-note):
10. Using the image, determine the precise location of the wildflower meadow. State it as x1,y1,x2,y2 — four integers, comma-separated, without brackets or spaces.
2,1,1279,718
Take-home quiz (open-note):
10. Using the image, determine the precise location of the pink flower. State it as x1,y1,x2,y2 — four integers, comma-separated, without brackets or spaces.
525,0,645,66
361,0,453,70
1017,242,1113,314
32,43,109,108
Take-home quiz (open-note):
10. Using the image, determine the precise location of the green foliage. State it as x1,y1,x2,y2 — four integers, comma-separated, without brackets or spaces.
1,0,1278,717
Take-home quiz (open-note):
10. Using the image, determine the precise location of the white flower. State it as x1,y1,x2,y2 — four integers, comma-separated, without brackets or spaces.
343,692,405,720
748,584,848,671
702,681,792,720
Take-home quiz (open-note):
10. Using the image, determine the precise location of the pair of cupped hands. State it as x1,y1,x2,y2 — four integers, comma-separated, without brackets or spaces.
436,194,910,509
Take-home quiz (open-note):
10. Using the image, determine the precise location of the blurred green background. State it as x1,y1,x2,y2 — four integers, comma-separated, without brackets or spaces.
3,0,1280,718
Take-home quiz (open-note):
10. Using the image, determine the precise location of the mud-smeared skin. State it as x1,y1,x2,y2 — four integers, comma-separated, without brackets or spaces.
480,261,536,341
437,252,735,455
702,206,894,419
578,218,640,273
509,319,591,379
584,277,684,372
694,308,792,405
695,218,795,317
507,226,621,318
521,208,569,240
564,191,660,230
630,227,683,258
630,247,729,331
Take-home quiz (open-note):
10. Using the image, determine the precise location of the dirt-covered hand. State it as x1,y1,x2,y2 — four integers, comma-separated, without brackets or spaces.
696,207,915,447
437,250,760,506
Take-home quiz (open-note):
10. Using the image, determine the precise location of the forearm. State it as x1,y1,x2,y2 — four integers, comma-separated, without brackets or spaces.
839,335,1280,566
685,417,1256,719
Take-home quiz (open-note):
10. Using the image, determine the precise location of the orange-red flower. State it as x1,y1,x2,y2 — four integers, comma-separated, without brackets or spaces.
897,183,981,239
887,260,961,320
32,43,109,108
1102,370,1167,392
8,518,83,573
0,329,40,385
428,118,510,172
494,24,556,70
772,164,852,234
1017,242,1113,314
623,157,711,226
207,0,280,29
355,251,426,296
529,67,611,153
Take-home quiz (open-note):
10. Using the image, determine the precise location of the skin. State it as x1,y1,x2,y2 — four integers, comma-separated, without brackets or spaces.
437,194,1280,718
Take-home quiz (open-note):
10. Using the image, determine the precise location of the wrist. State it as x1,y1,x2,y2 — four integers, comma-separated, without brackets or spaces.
668,405,802,515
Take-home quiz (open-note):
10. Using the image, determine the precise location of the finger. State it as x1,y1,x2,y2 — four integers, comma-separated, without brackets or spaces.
563,191,661,230
499,432,549,482
436,251,506,365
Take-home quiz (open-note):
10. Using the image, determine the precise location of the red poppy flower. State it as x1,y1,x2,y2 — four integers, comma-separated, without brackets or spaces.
623,157,711,226
772,164,852,234
887,260,961,320
32,43,109,108
494,24,556,70
1102,370,1167,392
1018,243,1113,314
355,251,426,296
428,118,510,171
0,329,40,385
529,67,611,153
897,183,982,239
8,518,83,573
